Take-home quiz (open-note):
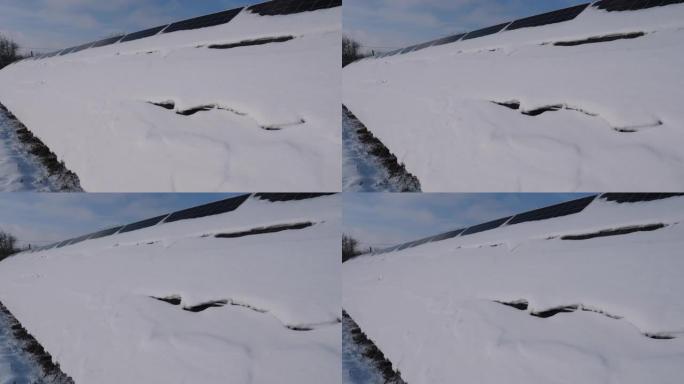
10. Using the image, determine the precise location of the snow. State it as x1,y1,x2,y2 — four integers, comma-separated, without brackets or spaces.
342,314,385,384
0,309,44,384
343,196,684,384
0,194,341,384
343,108,418,192
343,4,684,191
0,7,341,192
0,105,74,192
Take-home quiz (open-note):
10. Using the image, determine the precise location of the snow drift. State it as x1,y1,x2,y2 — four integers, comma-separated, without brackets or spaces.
0,193,341,384
344,193,684,384
343,1,684,192
0,0,341,192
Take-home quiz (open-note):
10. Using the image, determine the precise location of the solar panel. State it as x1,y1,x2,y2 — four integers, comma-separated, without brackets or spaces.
247,0,341,16
600,193,684,203
412,40,437,52
430,33,467,47
88,226,124,240
462,22,510,40
67,234,93,246
163,7,242,34
56,239,74,248
91,35,124,48
430,228,466,242
120,25,168,43
59,46,79,56
593,0,683,11
507,3,590,31
164,194,250,223
253,193,335,202
461,216,512,236
507,195,597,225
71,42,95,54
119,215,168,234
399,45,420,54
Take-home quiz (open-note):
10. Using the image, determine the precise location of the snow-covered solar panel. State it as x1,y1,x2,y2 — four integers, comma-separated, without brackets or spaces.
600,193,684,203
507,195,597,225
247,0,342,16
71,42,95,54
594,0,684,11
164,194,250,223
430,228,466,242
462,22,510,40
461,216,512,235
254,193,335,202
88,226,124,240
431,33,467,47
507,3,590,31
91,35,125,48
59,46,78,56
56,239,74,248
119,215,168,234
67,234,93,246
163,7,243,34
120,25,168,43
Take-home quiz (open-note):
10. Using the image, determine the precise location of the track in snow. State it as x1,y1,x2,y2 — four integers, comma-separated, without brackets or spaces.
0,103,81,192
342,107,420,192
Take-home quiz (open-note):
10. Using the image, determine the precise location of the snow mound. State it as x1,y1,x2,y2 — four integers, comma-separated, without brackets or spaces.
344,2,684,191
0,2,341,192
344,193,684,384
0,193,341,384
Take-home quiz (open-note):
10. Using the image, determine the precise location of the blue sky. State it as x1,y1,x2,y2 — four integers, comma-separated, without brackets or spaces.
344,0,588,52
0,0,256,54
0,193,242,247
344,193,595,249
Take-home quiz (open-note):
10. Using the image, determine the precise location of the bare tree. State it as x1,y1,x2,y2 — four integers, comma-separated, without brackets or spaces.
0,231,18,261
343,36,365,67
0,34,22,70
342,233,361,262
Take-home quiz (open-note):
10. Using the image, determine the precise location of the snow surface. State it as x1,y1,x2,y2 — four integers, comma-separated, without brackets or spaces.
0,194,341,384
0,7,341,192
343,196,684,384
343,4,684,192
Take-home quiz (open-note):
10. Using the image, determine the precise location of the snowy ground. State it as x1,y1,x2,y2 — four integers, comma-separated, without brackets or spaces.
344,195,684,384
0,104,80,192
344,4,684,191
0,6,341,192
342,108,419,192
0,194,341,384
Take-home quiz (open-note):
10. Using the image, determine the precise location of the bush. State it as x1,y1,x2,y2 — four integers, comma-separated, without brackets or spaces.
0,231,18,261
0,34,22,70
343,36,366,67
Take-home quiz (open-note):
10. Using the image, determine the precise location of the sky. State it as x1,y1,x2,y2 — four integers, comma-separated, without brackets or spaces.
0,193,241,247
344,193,595,250
0,0,257,54
344,0,589,53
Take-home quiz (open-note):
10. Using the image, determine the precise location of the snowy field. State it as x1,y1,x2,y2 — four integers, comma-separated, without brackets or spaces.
0,194,341,384
344,195,684,384
344,3,684,192
0,6,341,192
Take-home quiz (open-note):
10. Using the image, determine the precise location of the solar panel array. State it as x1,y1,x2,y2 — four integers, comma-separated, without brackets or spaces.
371,195,603,256
247,0,342,16
369,0,682,60
370,192,684,256
593,0,684,11
24,193,338,254
22,0,341,62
